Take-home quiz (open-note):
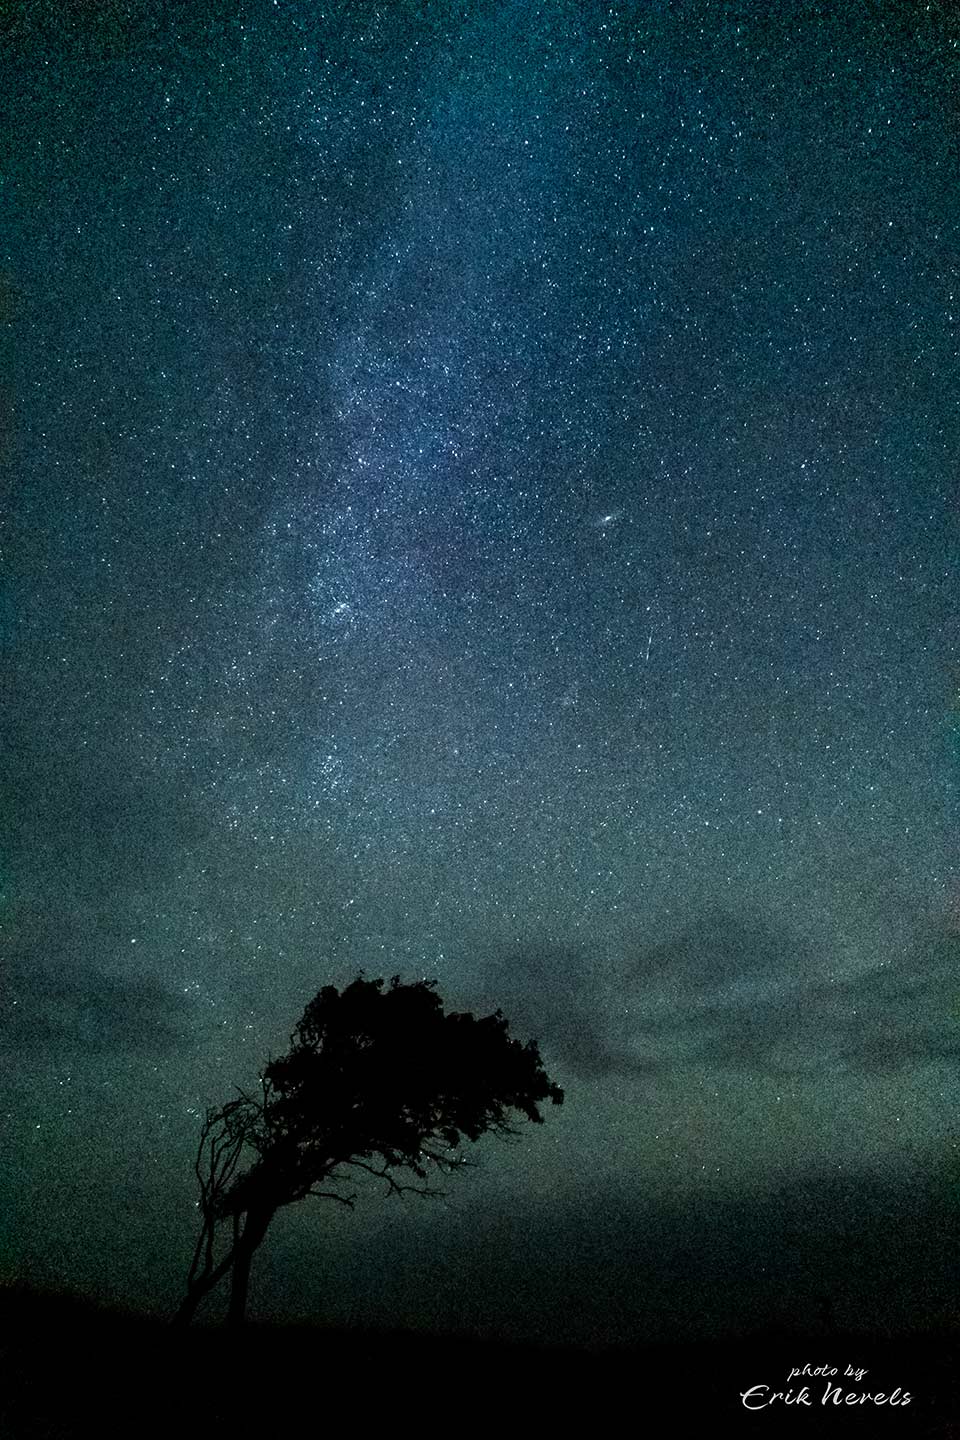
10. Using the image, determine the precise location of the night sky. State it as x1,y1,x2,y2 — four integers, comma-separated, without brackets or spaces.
5,0,959,1344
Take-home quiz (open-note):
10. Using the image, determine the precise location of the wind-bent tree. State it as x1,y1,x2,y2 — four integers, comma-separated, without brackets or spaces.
174,975,563,1326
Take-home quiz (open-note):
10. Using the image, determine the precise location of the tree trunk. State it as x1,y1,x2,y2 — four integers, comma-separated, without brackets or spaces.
227,1241,254,1327
172,1243,238,1326
226,1206,273,1327
172,1281,208,1327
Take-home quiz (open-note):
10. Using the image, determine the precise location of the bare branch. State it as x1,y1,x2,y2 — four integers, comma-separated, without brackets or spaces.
186,1215,209,1289
417,1145,476,1172
306,1188,357,1208
203,1210,215,1277
345,1158,446,1199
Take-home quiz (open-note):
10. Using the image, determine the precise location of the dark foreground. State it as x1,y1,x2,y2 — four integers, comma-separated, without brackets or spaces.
1,1286,957,1437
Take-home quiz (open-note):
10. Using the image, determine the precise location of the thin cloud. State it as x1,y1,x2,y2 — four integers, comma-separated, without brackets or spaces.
478,912,960,1080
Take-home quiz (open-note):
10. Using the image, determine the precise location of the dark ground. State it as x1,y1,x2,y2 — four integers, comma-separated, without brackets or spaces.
1,1285,957,1437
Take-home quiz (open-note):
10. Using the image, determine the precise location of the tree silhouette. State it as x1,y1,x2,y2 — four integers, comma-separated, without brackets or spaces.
174,975,563,1326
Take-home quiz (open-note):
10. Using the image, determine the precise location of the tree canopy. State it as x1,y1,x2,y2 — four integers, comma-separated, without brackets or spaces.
175,975,563,1325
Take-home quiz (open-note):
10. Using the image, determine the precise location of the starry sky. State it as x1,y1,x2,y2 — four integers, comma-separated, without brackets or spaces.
4,0,959,1342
